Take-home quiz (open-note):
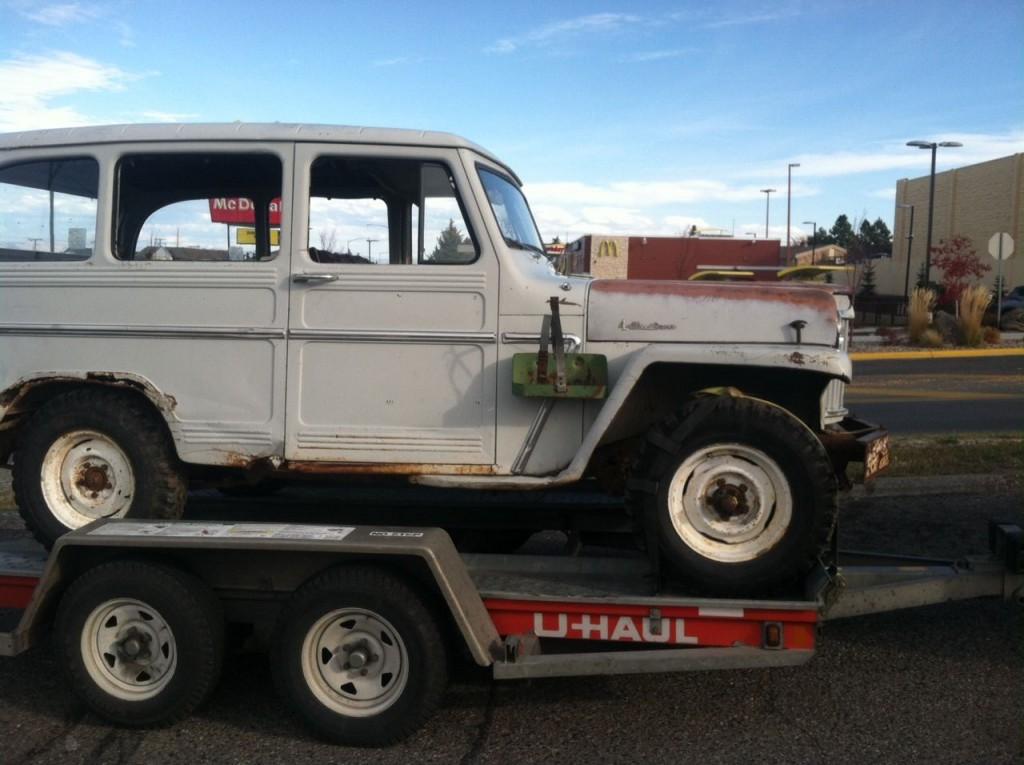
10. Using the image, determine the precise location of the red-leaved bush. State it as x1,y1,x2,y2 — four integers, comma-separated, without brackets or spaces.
930,235,990,306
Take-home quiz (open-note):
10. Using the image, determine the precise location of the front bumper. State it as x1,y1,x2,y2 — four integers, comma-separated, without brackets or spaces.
819,416,891,485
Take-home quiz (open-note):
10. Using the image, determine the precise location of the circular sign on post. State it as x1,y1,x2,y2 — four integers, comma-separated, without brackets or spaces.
988,232,1014,260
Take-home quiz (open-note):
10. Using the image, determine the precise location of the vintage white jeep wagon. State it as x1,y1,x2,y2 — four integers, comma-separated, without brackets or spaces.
0,123,887,593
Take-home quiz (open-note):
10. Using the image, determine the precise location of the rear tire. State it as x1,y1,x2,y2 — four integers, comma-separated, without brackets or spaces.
55,560,224,726
12,388,186,548
631,396,837,595
272,566,448,746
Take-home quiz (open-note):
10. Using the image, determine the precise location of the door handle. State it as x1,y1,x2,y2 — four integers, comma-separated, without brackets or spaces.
292,273,339,284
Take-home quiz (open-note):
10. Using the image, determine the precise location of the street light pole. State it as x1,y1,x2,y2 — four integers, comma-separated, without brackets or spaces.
786,164,799,266
906,140,962,285
760,188,776,240
896,203,915,302
802,221,816,264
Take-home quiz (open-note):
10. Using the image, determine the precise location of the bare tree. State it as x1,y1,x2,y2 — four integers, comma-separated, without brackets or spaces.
319,228,338,253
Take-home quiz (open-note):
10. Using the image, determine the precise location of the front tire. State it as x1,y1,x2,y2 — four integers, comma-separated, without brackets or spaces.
272,566,449,746
54,560,224,726
13,388,186,547
632,396,837,595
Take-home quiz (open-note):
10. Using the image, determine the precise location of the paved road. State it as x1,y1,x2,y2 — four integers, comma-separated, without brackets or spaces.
849,354,1024,434
0,484,1021,765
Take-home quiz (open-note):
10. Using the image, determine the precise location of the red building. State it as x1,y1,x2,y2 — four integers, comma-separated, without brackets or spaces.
559,235,782,281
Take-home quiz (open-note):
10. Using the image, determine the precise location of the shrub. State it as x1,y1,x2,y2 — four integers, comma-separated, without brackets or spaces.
958,284,992,346
930,235,990,308
982,326,1001,344
908,287,936,343
918,328,944,347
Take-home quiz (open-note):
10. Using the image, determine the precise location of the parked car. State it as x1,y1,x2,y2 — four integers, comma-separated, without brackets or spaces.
0,123,887,594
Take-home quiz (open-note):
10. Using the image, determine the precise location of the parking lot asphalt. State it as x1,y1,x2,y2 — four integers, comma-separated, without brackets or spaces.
0,483,1021,764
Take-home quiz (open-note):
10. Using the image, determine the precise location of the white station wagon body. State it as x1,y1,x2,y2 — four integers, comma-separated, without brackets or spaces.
0,123,855,489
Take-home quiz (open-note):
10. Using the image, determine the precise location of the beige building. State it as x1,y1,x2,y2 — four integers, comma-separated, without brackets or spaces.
793,244,847,266
874,153,1023,296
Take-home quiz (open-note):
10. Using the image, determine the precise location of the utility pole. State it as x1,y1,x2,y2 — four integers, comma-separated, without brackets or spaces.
760,189,776,239
786,164,799,265
896,204,915,302
906,140,962,285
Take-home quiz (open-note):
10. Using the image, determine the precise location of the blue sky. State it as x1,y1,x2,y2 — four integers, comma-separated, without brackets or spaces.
2,0,1022,246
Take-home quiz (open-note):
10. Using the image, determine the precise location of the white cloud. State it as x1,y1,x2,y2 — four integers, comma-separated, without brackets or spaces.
702,9,798,29
747,130,1024,179
525,179,817,208
869,188,896,200
487,13,644,54
17,2,101,25
0,52,136,132
620,48,693,63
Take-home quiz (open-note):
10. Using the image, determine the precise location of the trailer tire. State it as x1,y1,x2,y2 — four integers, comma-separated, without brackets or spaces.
632,396,837,595
55,560,224,727
272,565,449,746
12,388,186,548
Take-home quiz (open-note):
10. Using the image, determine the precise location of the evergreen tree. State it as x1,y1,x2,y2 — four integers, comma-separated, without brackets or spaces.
859,259,877,297
870,218,892,255
830,214,855,248
428,219,470,262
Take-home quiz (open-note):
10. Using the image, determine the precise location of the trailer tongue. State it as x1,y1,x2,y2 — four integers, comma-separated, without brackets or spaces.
0,520,1021,745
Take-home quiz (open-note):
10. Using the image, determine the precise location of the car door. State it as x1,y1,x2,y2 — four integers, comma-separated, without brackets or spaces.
284,143,498,467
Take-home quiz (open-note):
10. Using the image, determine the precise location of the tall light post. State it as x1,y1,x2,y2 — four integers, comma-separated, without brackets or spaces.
760,188,776,239
786,164,799,265
802,221,817,264
366,238,380,263
906,140,962,285
896,203,915,302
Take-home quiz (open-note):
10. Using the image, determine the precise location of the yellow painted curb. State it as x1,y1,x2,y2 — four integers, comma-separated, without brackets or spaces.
851,348,1024,361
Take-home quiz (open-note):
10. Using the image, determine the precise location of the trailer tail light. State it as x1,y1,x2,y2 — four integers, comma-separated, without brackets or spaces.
762,622,783,650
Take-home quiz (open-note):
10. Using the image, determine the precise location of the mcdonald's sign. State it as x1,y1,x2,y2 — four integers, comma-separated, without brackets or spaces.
596,239,619,259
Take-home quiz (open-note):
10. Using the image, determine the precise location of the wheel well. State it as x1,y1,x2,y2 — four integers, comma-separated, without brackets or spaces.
0,377,177,464
586,362,833,488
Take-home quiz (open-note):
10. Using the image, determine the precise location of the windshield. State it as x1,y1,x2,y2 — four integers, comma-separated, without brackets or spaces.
478,167,545,253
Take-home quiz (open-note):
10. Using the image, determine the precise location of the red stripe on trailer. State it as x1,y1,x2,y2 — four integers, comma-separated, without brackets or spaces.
484,598,818,651
0,575,40,610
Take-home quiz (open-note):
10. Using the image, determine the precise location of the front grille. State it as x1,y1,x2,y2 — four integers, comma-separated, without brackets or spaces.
821,378,848,426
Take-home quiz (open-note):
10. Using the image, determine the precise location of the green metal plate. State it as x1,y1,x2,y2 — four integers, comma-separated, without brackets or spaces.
512,353,608,399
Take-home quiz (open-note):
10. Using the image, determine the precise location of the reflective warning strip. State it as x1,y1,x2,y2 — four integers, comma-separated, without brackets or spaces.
0,576,40,610
484,599,818,650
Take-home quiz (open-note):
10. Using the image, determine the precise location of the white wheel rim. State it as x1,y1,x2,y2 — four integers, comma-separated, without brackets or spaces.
301,608,408,718
666,443,793,563
40,429,135,528
80,598,177,701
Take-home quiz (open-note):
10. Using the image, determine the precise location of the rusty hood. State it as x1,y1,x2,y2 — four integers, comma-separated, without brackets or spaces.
586,280,840,346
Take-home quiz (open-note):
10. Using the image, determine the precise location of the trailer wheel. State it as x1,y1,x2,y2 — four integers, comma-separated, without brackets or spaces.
12,388,186,548
633,396,837,595
55,560,224,726
272,566,448,746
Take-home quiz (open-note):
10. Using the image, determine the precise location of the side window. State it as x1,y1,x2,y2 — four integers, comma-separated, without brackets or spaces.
0,157,98,262
308,157,477,265
114,153,282,261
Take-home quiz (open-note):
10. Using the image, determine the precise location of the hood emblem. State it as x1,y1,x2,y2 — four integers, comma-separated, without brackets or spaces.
618,319,676,331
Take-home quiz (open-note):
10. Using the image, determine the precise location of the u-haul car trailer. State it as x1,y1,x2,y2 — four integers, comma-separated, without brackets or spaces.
0,519,1021,746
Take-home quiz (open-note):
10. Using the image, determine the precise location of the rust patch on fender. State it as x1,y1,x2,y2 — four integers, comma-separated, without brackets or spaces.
788,351,807,365
591,279,837,313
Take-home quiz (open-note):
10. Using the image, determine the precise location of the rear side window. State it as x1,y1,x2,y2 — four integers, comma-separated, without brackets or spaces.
114,153,282,262
0,157,98,262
